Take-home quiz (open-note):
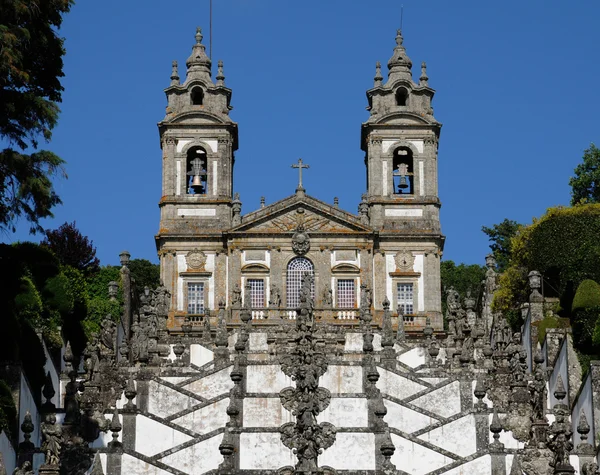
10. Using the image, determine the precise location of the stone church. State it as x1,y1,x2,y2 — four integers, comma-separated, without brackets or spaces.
155,27,445,331
4,25,597,475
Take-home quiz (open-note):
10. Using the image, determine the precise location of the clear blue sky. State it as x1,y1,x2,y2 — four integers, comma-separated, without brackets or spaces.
4,0,600,266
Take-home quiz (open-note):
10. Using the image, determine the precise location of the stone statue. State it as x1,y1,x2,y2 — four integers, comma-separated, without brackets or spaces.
548,406,574,472
322,285,332,307
232,284,242,307
12,462,33,475
529,368,547,421
131,321,149,362
100,317,116,352
41,413,62,466
269,284,281,308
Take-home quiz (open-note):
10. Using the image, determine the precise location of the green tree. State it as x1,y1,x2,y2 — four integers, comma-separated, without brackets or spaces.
129,259,161,290
481,219,523,272
0,0,73,233
493,205,600,332
440,260,486,315
42,221,100,273
570,144,600,205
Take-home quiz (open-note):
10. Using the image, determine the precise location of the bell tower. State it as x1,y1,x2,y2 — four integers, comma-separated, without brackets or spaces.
362,30,444,327
156,27,238,294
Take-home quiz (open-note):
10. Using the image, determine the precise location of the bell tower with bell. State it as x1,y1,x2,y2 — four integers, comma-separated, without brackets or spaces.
156,27,238,291
361,29,444,327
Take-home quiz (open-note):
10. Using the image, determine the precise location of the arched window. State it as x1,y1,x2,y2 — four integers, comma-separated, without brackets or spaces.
286,257,314,308
393,147,414,195
191,87,204,105
395,88,408,106
186,146,207,195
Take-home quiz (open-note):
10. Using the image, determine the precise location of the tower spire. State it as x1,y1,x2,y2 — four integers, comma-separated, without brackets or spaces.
186,27,212,82
387,29,413,83
374,61,383,87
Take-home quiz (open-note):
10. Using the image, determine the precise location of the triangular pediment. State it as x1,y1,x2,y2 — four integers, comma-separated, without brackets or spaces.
228,194,372,234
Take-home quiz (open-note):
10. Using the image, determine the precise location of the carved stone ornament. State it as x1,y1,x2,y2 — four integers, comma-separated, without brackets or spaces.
394,251,414,272
292,226,310,256
186,250,207,271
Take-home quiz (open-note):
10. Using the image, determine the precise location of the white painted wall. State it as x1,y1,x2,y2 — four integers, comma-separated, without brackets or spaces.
0,431,16,475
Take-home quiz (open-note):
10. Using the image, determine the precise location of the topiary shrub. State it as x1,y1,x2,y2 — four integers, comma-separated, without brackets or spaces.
572,279,600,311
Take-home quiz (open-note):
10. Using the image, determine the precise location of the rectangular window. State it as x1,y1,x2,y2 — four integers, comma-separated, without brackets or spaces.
337,279,356,308
187,282,205,314
397,283,414,314
248,279,265,308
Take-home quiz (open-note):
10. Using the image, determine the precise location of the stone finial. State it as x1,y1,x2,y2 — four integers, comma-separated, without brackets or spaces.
170,60,180,86
186,27,212,81
474,377,487,411
42,371,55,410
109,407,122,448
489,410,504,451
90,453,105,475
232,192,242,226
333,197,339,208
387,29,413,83
216,60,225,86
528,270,544,304
19,412,34,452
419,61,429,86
576,409,594,455
374,61,383,87
63,341,74,372
124,375,136,410
108,281,118,301
119,250,130,268
358,193,369,224
554,374,567,402
260,196,265,208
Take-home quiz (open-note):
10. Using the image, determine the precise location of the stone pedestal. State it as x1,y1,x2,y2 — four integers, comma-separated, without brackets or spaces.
39,464,60,475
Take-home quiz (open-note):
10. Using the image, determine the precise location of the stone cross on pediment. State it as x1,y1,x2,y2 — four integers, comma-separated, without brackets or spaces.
291,158,310,191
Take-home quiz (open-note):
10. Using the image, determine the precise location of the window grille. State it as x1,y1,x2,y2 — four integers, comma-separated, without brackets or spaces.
248,279,265,308
286,257,314,308
187,282,205,314
337,279,355,308
397,283,414,314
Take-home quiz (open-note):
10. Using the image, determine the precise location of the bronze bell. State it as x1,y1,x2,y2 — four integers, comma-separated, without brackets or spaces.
191,175,203,188
398,176,408,189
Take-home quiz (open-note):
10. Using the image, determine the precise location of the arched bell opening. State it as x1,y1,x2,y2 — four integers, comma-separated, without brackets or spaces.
395,87,409,107
392,147,414,194
191,87,204,106
186,146,208,195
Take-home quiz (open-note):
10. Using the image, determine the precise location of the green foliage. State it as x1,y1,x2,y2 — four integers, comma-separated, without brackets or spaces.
0,0,73,148
570,144,600,205
493,205,600,325
0,380,17,439
440,260,486,295
42,221,99,273
481,219,523,272
0,0,73,233
574,306,600,354
0,149,66,234
86,266,120,300
572,279,600,311
536,314,571,344
43,272,74,315
129,259,161,290
10,242,59,288
14,275,43,321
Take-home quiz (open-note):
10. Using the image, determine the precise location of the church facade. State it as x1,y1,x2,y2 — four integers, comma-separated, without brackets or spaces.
156,28,445,331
